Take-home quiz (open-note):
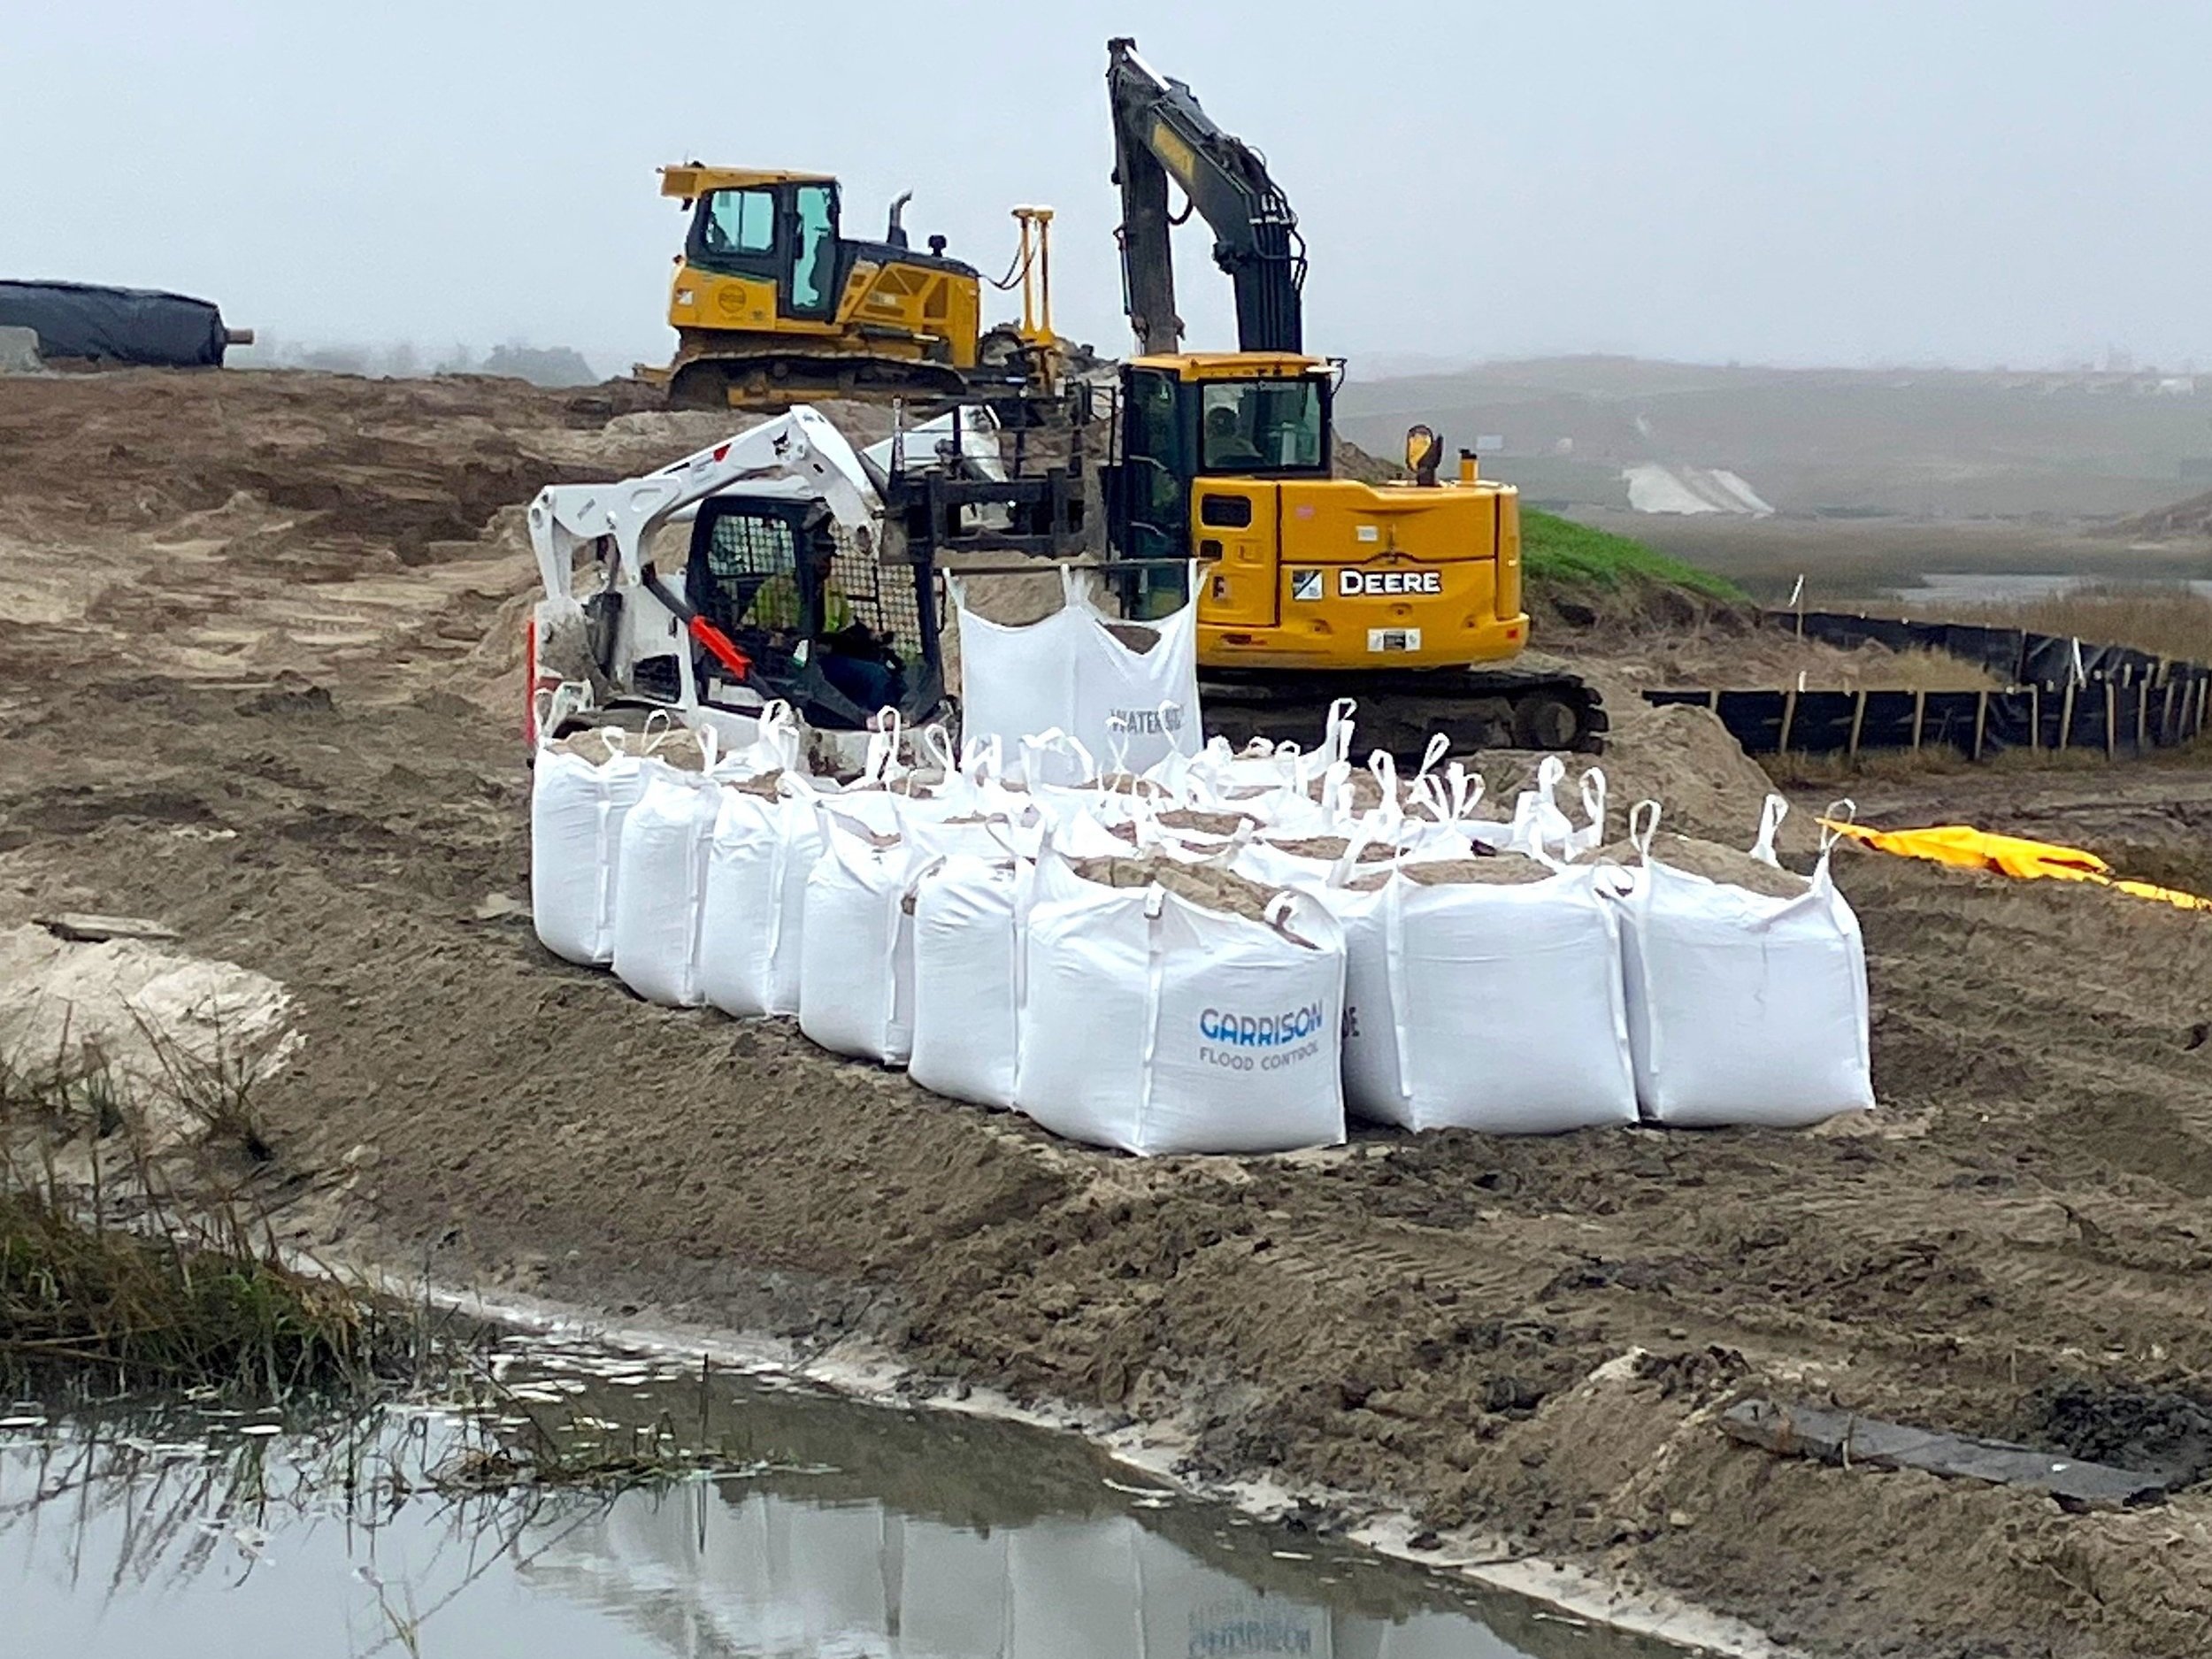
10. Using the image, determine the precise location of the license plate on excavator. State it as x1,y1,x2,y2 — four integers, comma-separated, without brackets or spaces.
1367,628,1422,653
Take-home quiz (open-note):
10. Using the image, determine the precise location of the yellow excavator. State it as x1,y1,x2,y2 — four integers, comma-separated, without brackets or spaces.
1093,39,1604,752
645,164,1062,409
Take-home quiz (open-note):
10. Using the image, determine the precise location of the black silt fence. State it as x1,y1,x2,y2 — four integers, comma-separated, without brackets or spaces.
1643,611,2212,760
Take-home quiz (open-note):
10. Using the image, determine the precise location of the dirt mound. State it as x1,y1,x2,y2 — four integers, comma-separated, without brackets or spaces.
2023,1379,2212,1490
1348,853,1548,889
17,368,2212,1658
1479,699,1807,855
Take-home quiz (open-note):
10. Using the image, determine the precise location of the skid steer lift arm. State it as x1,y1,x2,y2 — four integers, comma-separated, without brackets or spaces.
526,405,885,700
1105,35,1308,356
526,405,883,603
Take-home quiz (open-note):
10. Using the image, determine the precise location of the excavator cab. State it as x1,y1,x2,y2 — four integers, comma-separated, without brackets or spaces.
1108,354,1333,617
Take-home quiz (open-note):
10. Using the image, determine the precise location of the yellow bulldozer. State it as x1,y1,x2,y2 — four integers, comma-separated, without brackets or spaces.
644,165,1061,409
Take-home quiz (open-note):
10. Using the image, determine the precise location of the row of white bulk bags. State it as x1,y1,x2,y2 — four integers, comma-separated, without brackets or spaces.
1613,798,1873,1128
950,567,1204,782
1014,849,1347,1156
531,707,804,972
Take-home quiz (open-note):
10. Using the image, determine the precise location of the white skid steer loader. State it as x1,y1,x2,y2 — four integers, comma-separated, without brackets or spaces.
526,404,1002,774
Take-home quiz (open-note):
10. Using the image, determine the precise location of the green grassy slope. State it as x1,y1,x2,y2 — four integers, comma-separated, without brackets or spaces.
1522,508,1745,601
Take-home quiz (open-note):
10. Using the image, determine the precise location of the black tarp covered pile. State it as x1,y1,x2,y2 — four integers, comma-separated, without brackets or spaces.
0,280,234,367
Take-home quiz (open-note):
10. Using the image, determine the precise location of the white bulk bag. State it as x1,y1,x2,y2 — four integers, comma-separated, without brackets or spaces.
950,567,1202,780
710,698,804,781
530,730,656,966
1015,853,1346,1156
1615,802,1874,1128
698,778,825,1018
1505,756,1606,859
797,807,930,1064
907,851,1028,1109
1331,851,1637,1134
610,765,722,1006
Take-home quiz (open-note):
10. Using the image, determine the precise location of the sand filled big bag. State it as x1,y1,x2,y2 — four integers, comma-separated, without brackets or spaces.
697,774,824,1019
610,762,722,1006
1015,850,1346,1156
531,726,661,966
906,849,1029,1110
949,566,1202,780
1329,839,1638,1135
1611,798,1874,1128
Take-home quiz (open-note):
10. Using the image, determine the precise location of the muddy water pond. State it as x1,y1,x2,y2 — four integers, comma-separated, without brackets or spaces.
1,1329,1701,1659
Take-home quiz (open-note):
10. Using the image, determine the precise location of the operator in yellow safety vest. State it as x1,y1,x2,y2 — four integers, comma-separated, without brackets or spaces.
744,567,852,634
741,554,894,714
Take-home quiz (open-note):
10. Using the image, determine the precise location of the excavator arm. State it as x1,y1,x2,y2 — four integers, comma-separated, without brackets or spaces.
1105,36,1307,356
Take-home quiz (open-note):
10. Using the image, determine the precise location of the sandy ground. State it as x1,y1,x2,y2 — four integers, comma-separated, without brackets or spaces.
6,370,2212,1659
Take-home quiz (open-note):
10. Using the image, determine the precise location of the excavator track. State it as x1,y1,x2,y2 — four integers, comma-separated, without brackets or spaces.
1195,665,1607,761
667,353,980,410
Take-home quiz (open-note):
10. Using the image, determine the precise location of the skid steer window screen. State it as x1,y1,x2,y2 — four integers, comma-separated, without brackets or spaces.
1200,379,1323,474
701,513,799,641
826,528,925,659
703,189,776,257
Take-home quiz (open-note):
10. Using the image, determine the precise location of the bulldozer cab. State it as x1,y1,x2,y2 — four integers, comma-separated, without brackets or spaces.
680,494,944,730
681,173,844,323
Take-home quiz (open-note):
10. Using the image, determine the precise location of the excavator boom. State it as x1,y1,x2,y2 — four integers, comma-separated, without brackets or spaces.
1105,37,1306,356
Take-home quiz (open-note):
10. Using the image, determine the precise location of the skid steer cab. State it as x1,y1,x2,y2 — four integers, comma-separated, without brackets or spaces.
671,492,942,731
525,406,951,772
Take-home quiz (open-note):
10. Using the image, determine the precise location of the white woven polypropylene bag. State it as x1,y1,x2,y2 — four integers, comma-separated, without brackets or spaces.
610,765,721,1006
697,779,824,1018
1332,854,1638,1134
951,567,1202,780
906,850,1028,1109
530,733,655,966
1615,802,1874,1128
796,806,928,1064
1015,851,1346,1156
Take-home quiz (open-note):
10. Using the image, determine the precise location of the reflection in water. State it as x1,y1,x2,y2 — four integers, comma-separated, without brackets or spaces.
0,1336,1686,1659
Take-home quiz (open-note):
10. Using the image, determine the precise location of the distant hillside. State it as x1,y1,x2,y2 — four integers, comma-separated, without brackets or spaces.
2111,488,2212,542
1335,356,2212,525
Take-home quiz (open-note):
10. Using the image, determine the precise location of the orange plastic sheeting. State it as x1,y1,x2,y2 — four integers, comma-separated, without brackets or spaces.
1822,820,2212,912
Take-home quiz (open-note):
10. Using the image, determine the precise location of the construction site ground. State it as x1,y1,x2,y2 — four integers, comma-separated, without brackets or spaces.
4,370,2211,1659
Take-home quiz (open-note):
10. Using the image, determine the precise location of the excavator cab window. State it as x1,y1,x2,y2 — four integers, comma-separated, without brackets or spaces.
1198,377,1325,474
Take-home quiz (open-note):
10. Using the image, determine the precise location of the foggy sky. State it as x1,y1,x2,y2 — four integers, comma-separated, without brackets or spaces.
11,1,2210,376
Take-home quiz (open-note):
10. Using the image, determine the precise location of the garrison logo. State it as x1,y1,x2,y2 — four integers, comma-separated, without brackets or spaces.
1197,1002,1329,1072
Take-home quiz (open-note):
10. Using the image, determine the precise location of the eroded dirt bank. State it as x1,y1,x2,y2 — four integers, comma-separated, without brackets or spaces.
5,370,2212,1658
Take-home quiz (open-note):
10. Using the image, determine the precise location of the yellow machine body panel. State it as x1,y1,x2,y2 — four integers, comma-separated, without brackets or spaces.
1188,478,1528,672
666,258,980,368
